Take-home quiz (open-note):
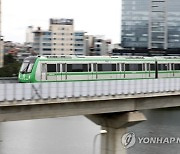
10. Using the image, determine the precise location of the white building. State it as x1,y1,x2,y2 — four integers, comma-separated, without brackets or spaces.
49,18,74,55
25,26,34,46
85,35,111,56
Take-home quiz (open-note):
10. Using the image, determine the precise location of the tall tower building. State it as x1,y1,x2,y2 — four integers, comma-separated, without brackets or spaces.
49,18,74,55
121,0,180,52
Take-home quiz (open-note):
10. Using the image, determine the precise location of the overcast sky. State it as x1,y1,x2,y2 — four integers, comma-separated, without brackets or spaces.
2,0,122,43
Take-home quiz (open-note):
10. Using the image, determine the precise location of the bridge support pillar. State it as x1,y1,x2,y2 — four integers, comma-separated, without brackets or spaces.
86,111,146,154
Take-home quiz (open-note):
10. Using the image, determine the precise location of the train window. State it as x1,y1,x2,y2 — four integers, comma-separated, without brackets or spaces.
150,64,155,71
158,64,168,70
47,64,56,72
62,64,66,72
97,64,116,71
112,64,116,71
116,63,120,71
125,64,143,71
88,64,92,72
57,64,60,72
27,63,34,73
174,64,180,70
67,64,88,72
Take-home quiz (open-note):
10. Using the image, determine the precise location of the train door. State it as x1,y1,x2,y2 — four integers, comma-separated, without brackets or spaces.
60,63,67,81
41,63,47,81
148,63,156,79
121,63,126,78
168,63,174,78
87,63,92,80
56,63,66,81
142,63,147,78
91,63,97,80
171,63,180,78
116,63,121,79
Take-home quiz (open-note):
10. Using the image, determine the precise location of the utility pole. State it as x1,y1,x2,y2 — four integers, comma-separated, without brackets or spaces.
0,0,3,68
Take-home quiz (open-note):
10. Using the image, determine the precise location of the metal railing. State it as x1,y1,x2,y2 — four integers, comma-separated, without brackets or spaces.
0,78,180,102
0,77,18,83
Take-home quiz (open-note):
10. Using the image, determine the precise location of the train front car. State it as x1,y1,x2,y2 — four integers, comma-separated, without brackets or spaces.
18,56,37,83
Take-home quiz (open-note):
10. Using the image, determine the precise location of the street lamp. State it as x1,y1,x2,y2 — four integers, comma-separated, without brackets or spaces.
93,130,107,154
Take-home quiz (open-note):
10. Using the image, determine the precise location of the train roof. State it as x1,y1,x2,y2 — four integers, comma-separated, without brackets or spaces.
24,55,180,62
37,55,180,60
37,55,154,60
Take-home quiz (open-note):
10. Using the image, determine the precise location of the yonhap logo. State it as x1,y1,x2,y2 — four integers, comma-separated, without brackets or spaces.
121,132,136,149
121,132,180,149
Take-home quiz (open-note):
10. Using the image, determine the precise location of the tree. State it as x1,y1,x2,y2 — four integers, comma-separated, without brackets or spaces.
0,54,21,77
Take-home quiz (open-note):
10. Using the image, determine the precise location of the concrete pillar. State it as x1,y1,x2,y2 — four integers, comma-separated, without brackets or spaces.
86,111,146,154
101,127,126,154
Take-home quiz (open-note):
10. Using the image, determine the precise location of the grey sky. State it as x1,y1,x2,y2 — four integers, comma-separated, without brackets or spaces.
2,0,121,43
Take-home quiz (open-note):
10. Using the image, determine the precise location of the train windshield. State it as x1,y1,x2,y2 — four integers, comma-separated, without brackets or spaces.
20,57,36,73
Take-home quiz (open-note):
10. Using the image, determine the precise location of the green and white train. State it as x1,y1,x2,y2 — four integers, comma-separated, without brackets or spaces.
18,55,180,83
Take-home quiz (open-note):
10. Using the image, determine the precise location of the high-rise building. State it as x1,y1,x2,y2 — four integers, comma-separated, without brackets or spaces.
121,0,180,52
74,31,86,55
49,18,74,55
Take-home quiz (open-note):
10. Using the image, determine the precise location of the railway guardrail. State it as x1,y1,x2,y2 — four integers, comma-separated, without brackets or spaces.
0,78,179,102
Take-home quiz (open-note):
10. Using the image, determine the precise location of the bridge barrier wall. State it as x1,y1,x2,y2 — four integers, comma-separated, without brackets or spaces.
0,78,180,102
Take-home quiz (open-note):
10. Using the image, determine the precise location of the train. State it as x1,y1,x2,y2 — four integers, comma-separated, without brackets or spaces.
18,55,180,83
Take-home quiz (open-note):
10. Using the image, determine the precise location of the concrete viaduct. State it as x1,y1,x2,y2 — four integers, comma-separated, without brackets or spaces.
0,78,180,154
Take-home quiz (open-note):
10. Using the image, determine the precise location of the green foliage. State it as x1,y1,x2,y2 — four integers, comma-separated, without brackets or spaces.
0,54,21,77
4,54,16,65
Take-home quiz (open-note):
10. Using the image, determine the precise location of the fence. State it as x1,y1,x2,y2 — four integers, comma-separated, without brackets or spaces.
0,78,180,102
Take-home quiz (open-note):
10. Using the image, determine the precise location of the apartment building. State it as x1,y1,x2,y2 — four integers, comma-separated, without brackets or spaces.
49,18,74,55
33,27,52,55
